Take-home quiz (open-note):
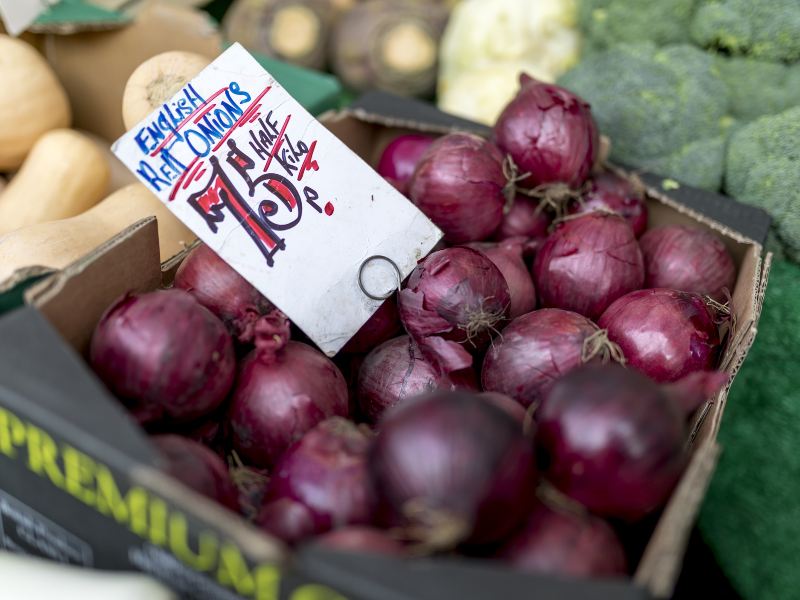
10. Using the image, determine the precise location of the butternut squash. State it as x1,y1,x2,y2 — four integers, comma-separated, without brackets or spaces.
0,129,110,235
122,51,210,129
79,130,138,194
0,34,71,170
0,184,194,283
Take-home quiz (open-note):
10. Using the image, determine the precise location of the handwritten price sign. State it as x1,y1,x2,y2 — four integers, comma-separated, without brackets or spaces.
113,44,442,355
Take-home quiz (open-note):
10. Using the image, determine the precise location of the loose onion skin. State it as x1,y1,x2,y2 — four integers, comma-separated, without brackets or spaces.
497,501,628,577
408,133,506,243
468,239,536,318
90,289,235,424
377,134,436,192
398,247,510,372
533,213,644,320
369,390,537,548
482,309,616,409
639,225,736,302
174,243,273,344
598,288,721,383
494,74,599,189
342,296,402,354
152,435,240,512
357,335,477,425
569,172,648,238
494,197,551,245
265,418,374,537
314,526,406,556
537,364,688,521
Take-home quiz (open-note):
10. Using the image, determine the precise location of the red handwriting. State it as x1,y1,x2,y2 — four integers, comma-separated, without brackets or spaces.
297,140,319,182
150,87,230,158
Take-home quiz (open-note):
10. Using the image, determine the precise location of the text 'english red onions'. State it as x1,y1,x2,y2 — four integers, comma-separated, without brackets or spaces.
599,288,722,383
313,526,406,556
263,418,374,540
377,134,436,194
640,225,736,302
368,390,537,549
342,296,402,354
534,213,644,320
497,501,628,577
482,308,623,409
494,74,599,189
174,243,273,344
467,239,536,318
569,171,648,238
398,247,510,372
357,335,477,425
408,133,507,243
227,314,349,468
90,289,235,425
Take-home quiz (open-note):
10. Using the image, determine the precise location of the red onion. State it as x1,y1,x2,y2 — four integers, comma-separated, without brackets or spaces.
467,239,536,318
227,314,349,467
230,462,270,521
569,172,648,238
477,392,527,424
497,501,628,577
494,197,551,245
377,134,436,192
342,296,402,354
368,390,537,548
257,498,316,545
537,364,691,521
90,289,235,424
314,526,406,556
598,288,722,383
482,309,622,409
533,213,644,320
357,335,477,425
408,133,507,243
264,418,374,538
152,434,239,511
494,74,599,189
398,247,510,372
640,225,736,301
174,243,273,344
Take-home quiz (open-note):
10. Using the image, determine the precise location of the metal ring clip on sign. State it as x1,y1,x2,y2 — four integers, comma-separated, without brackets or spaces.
358,255,403,300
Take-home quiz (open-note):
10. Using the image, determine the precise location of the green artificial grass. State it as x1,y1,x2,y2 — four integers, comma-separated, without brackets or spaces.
699,258,800,600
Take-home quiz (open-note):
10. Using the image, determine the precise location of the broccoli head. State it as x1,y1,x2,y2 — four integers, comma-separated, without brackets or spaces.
691,0,800,62
579,0,697,51
558,43,730,190
716,57,800,122
725,106,800,261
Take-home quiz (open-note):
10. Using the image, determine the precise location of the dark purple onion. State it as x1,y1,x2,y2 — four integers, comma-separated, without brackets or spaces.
494,74,599,189
468,239,536,318
598,288,722,383
342,296,402,354
369,390,537,548
497,501,628,577
640,225,736,302
174,243,273,344
227,314,349,468
257,498,316,545
314,526,406,556
482,309,618,409
569,172,648,237
398,247,510,373
494,197,551,244
90,289,235,424
357,335,477,425
477,392,527,424
377,134,436,190
533,213,644,320
152,434,239,511
408,133,507,243
264,418,374,539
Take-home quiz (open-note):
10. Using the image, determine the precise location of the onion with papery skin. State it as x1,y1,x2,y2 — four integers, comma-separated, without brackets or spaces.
497,501,628,577
377,134,436,193
408,133,507,243
174,243,274,344
342,296,402,354
569,172,648,238
468,239,536,318
534,213,644,320
90,289,235,424
494,197,551,245
482,309,622,409
398,247,510,373
227,314,349,468
257,498,316,545
639,225,736,302
537,364,725,521
598,288,722,383
369,390,537,549
357,335,477,425
265,418,374,538
314,526,406,556
494,74,599,189
152,435,239,512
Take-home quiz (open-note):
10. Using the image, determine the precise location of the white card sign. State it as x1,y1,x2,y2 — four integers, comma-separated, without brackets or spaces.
0,0,51,36
113,44,442,356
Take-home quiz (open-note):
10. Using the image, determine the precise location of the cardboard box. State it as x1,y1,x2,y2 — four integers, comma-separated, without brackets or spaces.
0,95,772,599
